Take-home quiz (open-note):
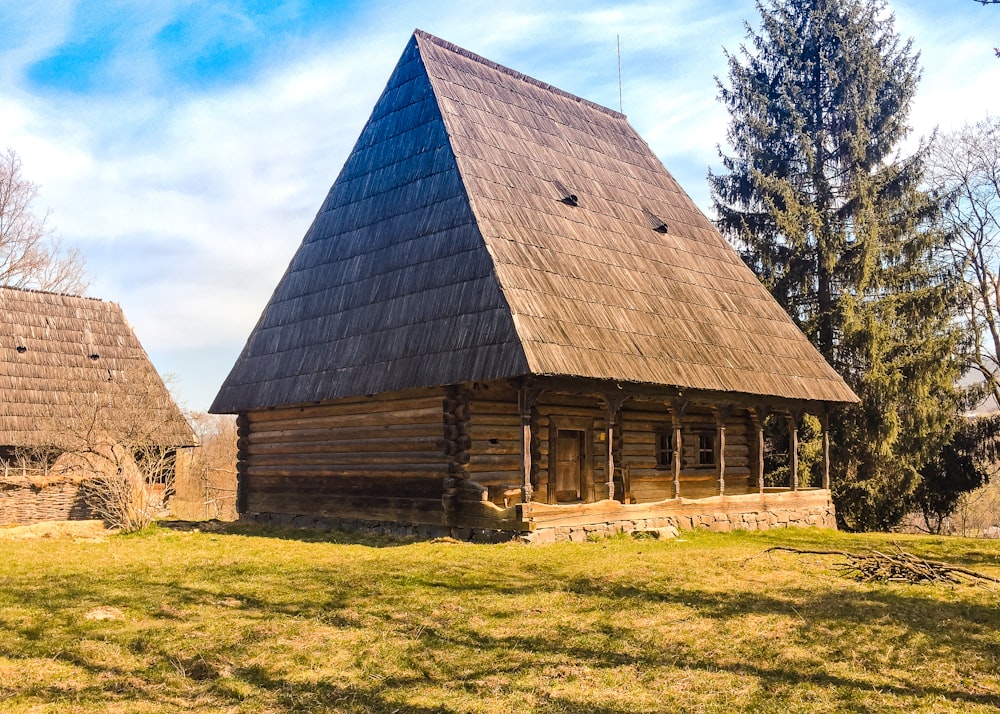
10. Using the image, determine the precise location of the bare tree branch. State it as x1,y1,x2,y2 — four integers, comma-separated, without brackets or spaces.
0,148,88,294
11,374,193,532
929,118,1000,408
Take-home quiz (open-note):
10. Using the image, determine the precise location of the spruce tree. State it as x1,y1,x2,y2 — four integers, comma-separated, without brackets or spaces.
710,0,965,530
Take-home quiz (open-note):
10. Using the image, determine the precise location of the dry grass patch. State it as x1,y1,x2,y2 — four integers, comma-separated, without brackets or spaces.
0,525,998,712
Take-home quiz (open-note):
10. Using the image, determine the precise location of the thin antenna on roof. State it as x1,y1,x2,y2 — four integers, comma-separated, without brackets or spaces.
617,34,623,113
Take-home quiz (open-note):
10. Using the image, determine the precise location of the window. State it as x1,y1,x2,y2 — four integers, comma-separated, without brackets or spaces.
655,430,673,469
698,433,715,467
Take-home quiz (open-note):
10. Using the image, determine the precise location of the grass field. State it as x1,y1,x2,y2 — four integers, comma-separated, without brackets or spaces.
1,524,999,713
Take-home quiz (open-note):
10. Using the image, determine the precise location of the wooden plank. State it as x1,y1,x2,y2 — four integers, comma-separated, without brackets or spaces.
469,401,520,416
466,471,522,486
248,406,443,432
247,464,446,478
249,451,448,467
536,405,602,419
248,423,444,444
244,495,446,526
469,415,523,428
249,436,446,455
468,441,522,456
248,392,443,423
466,455,524,472
247,473,443,499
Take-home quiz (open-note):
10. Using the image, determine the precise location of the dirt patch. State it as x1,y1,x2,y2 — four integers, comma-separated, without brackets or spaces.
0,520,113,541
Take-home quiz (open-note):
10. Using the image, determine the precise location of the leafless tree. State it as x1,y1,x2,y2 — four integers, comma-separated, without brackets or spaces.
174,412,238,520
18,375,192,532
0,148,87,294
930,118,1000,408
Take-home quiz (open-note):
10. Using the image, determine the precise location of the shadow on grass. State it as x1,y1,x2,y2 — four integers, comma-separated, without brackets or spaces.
4,530,1000,712
157,520,413,548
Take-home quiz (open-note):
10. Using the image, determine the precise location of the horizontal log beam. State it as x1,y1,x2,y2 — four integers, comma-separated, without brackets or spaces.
247,393,443,423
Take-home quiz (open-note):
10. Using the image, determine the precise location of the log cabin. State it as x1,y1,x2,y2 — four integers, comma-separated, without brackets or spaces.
211,30,858,542
0,287,195,525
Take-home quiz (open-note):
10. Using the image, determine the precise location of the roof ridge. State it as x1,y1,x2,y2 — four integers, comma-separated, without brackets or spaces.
412,29,627,121
0,284,109,305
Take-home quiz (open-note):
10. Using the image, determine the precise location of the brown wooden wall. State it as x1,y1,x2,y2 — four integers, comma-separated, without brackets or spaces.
621,402,752,501
242,388,449,525
465,382,522,503
239,382,762,521
460,389,758,507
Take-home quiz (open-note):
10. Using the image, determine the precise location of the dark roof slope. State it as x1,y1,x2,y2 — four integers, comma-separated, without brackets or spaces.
0,286,195,448
212,30,857,412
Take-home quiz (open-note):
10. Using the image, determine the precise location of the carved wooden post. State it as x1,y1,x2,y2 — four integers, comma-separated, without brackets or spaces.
750,407,766,494
604,394,627,501
714,405,732,496
670,399,688,499
821,407,831,491
786,412,800,491
518,387,533,504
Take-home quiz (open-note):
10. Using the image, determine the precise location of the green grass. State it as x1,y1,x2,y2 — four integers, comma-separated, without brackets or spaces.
1,524,999,713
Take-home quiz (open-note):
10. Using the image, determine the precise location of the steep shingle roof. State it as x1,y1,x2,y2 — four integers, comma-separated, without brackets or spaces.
0,286,195,448
212,30,857,412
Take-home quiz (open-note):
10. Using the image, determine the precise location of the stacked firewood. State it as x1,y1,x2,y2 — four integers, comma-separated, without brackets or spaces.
761,545,1000,585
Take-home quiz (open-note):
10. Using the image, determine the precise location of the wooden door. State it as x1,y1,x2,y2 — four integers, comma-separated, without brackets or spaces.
555,429,585,502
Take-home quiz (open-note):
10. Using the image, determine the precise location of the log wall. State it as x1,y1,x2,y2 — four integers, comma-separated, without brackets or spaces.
458,389,760,507
242,388,449,526
620,402,753,502
464,381,523,504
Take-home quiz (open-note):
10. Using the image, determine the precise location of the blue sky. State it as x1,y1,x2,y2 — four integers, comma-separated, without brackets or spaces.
1,0,998,411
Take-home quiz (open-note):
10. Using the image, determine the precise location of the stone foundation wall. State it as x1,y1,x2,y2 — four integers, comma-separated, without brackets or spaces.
244,494,835,545
0,481,91,526
522,501,836,544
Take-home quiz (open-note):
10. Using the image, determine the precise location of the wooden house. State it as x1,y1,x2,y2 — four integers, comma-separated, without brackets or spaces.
212,31,858,542
0,287,195,525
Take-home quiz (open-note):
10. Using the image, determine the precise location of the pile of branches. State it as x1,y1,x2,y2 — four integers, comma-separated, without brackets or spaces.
761,545,1000,586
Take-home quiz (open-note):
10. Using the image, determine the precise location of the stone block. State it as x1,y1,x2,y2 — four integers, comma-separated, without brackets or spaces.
524,528,556,545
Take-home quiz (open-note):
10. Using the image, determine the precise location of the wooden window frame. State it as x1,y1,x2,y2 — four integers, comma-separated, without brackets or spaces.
696,432,715,468
655,428,673,469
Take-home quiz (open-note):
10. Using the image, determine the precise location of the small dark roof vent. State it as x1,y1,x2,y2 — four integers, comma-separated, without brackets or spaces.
643,209,669,234
553,179,579,207
15,345,26,354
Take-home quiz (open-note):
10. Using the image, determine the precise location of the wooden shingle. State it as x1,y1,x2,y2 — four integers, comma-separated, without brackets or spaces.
0,286,195,448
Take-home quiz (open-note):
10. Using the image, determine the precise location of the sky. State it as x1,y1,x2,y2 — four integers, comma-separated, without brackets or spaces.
0,0,997,412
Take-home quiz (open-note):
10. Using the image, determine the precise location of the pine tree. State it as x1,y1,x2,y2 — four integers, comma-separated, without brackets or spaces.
710,0,965,530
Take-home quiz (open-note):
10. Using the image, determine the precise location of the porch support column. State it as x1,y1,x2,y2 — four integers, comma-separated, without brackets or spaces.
518,386,540,504
821,407,831,491
786,411,800,492
714,405,732,496
603,394,627,502
750,407,768,494
670,399,689,499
